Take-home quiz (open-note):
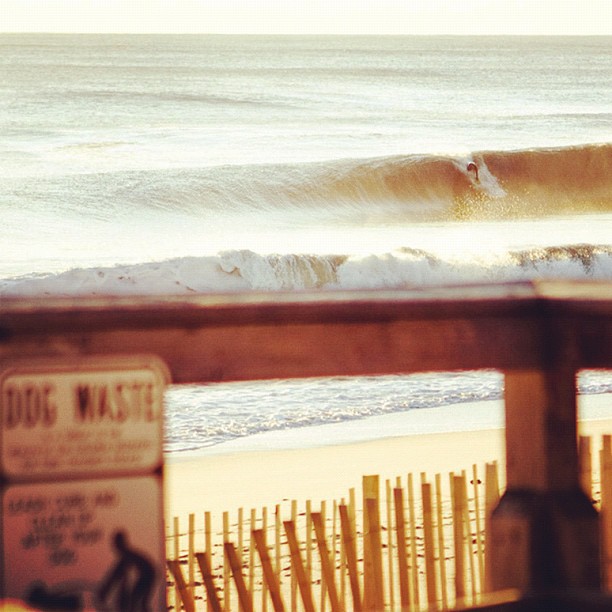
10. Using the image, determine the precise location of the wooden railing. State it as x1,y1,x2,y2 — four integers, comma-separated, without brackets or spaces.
2,279,612,609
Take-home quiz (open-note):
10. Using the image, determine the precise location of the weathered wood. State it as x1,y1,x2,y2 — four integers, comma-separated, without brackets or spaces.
2,283,611,384
167,559,196,612
312,512,342,612
0,285,612,383
489,369,601,593
252,529,286,612
505,370,580,491
392,488,411,612
283,520,316,612
224,541,254,612
196,552,223,612
339,504,362,612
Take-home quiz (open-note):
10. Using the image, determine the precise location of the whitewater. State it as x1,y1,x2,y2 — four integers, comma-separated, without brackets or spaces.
1,34,611,453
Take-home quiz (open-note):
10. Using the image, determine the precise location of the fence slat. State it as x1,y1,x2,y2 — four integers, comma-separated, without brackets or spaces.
385,479,395,612
422,480,437,606
393,487,411,611
188,513,195,599
283,520,316,612
168,558,196,612
225,541,254,612
339,504,363,612
204,512,213,612
196,551,223,612
435,473,449,610
407,473,420,610
312,512,342,612
364,497,385,611
472,464,485,592
252,528,286,612
173,516,181,612
452,473,466,602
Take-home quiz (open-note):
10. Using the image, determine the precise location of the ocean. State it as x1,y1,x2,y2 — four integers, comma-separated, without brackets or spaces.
1,34,611,454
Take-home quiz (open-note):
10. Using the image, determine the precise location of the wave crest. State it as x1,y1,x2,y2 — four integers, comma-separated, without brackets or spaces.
2,244,611,297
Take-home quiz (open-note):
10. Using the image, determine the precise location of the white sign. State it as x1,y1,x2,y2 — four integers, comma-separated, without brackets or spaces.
0,356,169,480
1,476,166,610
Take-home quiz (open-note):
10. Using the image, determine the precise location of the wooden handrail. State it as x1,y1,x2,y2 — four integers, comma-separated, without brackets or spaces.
1,281,611,383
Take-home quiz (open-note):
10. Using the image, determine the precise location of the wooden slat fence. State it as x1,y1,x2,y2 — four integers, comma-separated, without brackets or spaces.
165,431,612,611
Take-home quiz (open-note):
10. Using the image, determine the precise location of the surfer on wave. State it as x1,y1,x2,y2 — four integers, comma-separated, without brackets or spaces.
467,161,479,183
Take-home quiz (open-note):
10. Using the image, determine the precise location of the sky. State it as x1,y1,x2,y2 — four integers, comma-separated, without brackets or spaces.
0,0,610,35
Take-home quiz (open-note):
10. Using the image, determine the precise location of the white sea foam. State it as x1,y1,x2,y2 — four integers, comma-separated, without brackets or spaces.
2,244,611,297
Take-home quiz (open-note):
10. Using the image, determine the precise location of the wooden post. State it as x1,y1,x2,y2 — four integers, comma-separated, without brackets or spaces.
362,474,380,610
250,508,257,609
290,500,298,612
435,473,449,610
262,506,269,612
188,513,195,599
461,471,477,602
421,480,437,607
472,464,485,593
173,516,181,612
407,473,420,610
452,474,467,603
600,436,612,588
205,512,213,612
484,461,500,594
393,487,411,612
489,369,600,593
579,436,593,500
223,511,231,611
364,497,385,611
385,479,395,612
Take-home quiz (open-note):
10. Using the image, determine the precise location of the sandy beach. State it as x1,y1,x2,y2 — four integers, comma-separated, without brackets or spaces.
164,395,612,520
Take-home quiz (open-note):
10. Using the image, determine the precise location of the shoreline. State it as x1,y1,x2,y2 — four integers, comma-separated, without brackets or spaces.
164,393,612,519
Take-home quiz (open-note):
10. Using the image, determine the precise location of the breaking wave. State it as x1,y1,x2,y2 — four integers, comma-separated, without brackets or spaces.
2,244,612,297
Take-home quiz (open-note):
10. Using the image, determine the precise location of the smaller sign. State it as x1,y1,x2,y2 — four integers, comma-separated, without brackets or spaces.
1,475,166,610
0,356,169,480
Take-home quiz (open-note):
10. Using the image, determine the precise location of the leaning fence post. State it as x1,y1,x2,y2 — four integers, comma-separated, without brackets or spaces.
196,551,223,612
283,520,316,612
225,541,254,612
168,558,196,612
252,528,286,612
312,512,342,612
339,504,363,612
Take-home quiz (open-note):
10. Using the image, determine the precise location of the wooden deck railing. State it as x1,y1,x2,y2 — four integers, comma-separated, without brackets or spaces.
2,280,612,609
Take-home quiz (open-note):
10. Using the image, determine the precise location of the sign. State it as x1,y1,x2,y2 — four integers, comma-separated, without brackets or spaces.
0,356,169,480
1,476,166,610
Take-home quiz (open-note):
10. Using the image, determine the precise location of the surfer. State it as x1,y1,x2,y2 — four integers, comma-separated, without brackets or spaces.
467,161,479,183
